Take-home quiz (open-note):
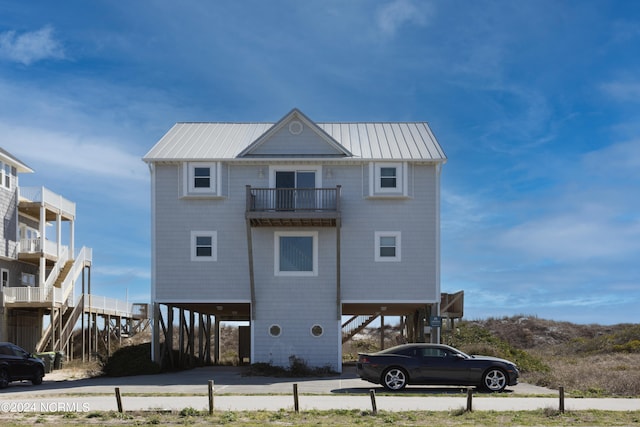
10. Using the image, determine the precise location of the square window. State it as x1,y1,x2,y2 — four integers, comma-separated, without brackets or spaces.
275,231,318,276
372,163,405,195
185,162,217,195
375,232,401,262
191,231,217,261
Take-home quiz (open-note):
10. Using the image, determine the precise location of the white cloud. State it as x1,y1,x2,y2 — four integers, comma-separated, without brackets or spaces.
376,0,431,36
0,123,147,182
0,26,65,65
93,265,151,280
499,214,640,262
601,81,640,103
582,139,640,176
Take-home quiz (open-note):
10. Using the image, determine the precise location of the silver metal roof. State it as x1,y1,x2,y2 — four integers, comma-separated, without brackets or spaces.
0,147,33,173
144,119,446,163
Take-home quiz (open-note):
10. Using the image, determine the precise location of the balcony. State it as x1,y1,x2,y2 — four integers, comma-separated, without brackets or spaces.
19,186,76,221
246,186,341,227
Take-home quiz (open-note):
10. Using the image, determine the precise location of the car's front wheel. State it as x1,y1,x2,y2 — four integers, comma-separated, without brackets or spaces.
382,367,408,391
482,368,507,392
32,367,44,385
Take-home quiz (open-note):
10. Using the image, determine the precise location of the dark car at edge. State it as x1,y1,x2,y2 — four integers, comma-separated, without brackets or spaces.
0,342,45,388
357,343,519,392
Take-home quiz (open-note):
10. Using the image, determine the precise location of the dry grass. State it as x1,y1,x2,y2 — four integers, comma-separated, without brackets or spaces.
3,409,640,427
463,316,640,397
525,351,640,396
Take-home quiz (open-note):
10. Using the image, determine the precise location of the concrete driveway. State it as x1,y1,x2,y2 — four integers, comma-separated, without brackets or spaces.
1,364,553,396
1,365,638,412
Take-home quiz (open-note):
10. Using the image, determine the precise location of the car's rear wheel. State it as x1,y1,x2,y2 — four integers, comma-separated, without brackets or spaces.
382,367,408,391
0,369,8,388
482,368,507,392
32,367,44,385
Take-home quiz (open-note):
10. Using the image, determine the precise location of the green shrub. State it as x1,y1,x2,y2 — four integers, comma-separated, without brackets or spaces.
613,339,640,353
449,323,550,373
102,343,161,377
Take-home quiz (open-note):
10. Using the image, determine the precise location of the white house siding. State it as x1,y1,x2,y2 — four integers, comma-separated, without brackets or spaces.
154,161,341,369
248,123,343,157
0,186,18,259
153,163,251,302
250,226,340,370
148,110,445,373
340,163,438,302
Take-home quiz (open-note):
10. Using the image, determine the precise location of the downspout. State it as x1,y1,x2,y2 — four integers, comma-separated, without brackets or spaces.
147,162,159,363
435,162,442,344
245,186,257,366
245,186,256,319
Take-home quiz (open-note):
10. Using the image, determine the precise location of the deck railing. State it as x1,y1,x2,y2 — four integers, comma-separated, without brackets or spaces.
246,187,340,212
19,186,76,217
1,286,53,304
19,239,67,259
83,295,144,318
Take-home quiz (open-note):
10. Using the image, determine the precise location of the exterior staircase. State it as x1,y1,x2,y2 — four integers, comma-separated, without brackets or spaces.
53,260,74,287
341,314,380,343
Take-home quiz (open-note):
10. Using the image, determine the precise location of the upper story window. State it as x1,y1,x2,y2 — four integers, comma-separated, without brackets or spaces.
193,167,211,189
1,269,8,287
275,231,318,276
0,162,11,190
184,162,219,196
375,231,401,262
380,167,397,189
190,231,217,262
370,162,406,197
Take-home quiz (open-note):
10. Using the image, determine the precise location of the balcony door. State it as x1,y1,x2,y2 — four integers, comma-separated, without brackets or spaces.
275,170,316,210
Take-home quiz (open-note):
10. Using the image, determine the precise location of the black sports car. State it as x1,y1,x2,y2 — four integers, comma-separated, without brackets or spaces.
357,343,519,392
0,342,45,388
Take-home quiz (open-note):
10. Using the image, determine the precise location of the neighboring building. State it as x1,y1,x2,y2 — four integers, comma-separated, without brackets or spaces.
144,109,447,371
0,147,88,353
0,147,146,359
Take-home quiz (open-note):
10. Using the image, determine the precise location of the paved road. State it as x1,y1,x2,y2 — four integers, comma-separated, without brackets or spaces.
1,366,638,412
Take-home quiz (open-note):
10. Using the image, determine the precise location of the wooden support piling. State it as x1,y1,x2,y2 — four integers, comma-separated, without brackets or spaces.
370,389,378,415
115,387,123,413
208,380,215,414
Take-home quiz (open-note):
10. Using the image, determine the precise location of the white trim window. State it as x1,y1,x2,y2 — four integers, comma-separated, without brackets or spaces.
375,231,401,262
274,231,318,276
184,162,218,195
190,231,217,262
0,162,11,190
371,162,406,196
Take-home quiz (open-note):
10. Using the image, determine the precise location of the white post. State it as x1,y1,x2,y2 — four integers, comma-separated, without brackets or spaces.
56,212,62,259
70,219,75,258
39,204,46,287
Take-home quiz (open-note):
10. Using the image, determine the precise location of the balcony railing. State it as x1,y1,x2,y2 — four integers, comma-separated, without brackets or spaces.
19,239,68,259
19,186,76,218
246,186,341,226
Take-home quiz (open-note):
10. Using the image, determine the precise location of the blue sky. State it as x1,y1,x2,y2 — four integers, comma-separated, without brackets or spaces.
1,1,638,324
